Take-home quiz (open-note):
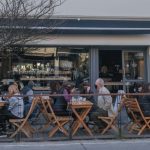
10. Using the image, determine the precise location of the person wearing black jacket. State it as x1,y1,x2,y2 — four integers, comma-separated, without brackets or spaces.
81,82,98,113
52,81,71,116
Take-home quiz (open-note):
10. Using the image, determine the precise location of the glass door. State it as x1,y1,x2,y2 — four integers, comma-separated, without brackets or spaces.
122,51,145,92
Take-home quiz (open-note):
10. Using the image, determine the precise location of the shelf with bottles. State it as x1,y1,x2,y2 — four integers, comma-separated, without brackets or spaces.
20,76,71,81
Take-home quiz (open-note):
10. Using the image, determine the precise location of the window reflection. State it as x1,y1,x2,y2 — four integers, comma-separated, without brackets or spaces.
124,52,144,80
11,47,89,87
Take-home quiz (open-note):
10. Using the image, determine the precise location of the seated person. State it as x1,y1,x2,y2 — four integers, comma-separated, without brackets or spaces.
52,81,71,116
81,81,100,125
0,84,24,133
137,83,150,117
90,78,115,130
130,82,144,99
22,81,34,104
81,81,98,114
101,65,108,74
100,65,108,77
22,81,34,116
21,81,39,120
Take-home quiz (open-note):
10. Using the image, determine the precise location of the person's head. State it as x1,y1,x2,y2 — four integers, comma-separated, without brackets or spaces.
50,81,57,92
8,84,19,96
28,81,34,89
13,82,19,88
63,81,75,89
82,81,90,90
95,78,104,90
135,83,144,93
50,81,61,91
143,83,150,93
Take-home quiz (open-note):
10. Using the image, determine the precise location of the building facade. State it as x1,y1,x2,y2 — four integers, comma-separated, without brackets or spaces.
0,0,150,92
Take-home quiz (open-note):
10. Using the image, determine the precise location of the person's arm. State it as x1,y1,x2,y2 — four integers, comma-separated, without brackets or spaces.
63,89,71,102
8,97,18,110
26,90,33,103
85,87,94,100
103,90,112,110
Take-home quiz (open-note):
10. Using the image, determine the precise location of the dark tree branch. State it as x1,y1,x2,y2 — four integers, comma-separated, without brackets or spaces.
0,0,65,51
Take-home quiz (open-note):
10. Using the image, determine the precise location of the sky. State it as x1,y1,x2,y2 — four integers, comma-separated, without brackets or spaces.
54,0,150,18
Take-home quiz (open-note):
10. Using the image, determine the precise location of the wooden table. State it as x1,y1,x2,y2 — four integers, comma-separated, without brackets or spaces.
69,100,93,136
0,101,7,107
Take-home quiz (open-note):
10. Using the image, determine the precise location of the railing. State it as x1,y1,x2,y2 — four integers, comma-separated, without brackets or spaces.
0,92,150,142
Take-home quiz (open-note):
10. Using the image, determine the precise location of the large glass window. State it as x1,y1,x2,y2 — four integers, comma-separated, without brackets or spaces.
9,47,89,87
123,51,145,80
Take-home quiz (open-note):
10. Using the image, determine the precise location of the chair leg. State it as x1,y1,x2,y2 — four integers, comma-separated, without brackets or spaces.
24,122,35,134
59,121,69,136
10,122,32,138
128,122,134,133
38,122,51,132
48,121,69,137
9,123,22,138
111,124,118,132
138,124,147,135
10,122,33,138
101,119,113,135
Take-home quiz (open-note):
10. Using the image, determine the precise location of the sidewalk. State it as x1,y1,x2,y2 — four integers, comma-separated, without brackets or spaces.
0,139,150,150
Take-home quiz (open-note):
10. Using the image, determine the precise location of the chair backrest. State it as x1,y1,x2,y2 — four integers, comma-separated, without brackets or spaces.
41,97,59,123
124,98,139,112
24,96,40,119
123,97,146,123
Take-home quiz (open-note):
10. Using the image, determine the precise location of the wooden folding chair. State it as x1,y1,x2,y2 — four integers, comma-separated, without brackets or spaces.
98,98,124,135
124,98,150,135
41,98,71,137
9,96,40,138
37,97,54,132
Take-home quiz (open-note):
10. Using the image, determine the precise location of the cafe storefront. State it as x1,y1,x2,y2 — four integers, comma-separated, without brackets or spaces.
0,19,150,92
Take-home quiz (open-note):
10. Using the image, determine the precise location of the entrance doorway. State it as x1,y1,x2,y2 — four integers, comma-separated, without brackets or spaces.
99,50,123,92
98,49,145,93
99,50,122,82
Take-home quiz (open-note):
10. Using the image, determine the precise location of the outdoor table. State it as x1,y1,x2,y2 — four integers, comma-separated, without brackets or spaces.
69,100,93,136
0,101,7,108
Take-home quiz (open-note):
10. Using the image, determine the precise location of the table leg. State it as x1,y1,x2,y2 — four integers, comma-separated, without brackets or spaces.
72,107,93,136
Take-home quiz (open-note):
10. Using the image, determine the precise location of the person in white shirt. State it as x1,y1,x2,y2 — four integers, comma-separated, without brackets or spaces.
90,78,115,129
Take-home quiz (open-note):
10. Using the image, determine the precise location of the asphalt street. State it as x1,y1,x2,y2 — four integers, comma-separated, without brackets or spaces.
0,139,150,150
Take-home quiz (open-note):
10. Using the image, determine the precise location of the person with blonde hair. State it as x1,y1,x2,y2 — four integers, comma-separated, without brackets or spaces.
0,84,24,135
7,84,24,118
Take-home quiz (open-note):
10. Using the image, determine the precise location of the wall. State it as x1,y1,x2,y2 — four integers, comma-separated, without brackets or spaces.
54,0,150,18
27,34,150,46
